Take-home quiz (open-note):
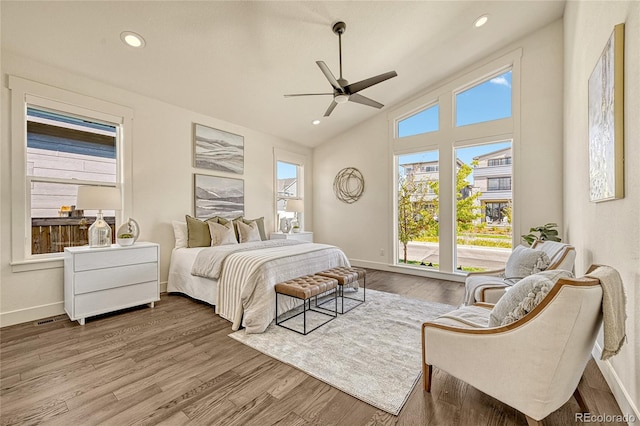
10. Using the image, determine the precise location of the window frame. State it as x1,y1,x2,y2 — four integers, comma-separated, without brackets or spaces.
388,49,521,279
273,149,306,232
9,76,133,271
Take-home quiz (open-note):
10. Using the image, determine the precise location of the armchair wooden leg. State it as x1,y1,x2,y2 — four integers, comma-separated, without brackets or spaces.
525,415,543,426
423,363,432,392
574,387,589,413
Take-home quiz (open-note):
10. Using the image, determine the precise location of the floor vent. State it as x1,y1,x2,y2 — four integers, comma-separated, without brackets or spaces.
35,315,68,326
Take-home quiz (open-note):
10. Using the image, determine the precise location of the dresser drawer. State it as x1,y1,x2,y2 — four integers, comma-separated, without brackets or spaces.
74,281,158,318
74,262,158,294
73,246,157,272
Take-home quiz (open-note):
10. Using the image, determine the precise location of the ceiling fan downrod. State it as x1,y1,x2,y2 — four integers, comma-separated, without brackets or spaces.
333,21,346,81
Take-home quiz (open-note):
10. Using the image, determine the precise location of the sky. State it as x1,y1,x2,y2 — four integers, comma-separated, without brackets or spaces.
398,70,512,182
278,70,512,180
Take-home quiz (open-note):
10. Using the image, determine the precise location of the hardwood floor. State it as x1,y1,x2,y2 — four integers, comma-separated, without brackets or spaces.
0,269,624,425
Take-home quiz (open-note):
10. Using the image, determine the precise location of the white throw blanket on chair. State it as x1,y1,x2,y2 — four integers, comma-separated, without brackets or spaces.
585,265,627,360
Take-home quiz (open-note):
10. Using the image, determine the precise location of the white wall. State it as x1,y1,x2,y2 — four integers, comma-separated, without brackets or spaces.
0,52,312,326
564,0,639,418
313,20,564,280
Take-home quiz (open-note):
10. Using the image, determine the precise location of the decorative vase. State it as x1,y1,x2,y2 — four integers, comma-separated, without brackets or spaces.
117,218,140,242
279,218,291,233
88,212,112,247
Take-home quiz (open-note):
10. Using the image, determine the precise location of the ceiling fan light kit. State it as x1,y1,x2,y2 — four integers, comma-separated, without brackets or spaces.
284,21,397,117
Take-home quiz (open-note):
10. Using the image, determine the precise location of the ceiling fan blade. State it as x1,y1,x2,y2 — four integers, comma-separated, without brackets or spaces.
284,93,334,97
348,93,384,109
344,71,397,94
316,61,342,91
324,100,338,117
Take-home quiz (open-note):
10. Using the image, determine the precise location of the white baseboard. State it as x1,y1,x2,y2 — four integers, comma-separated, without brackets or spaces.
1,282,169,328
349,259,466,283
0,301,65,328
591,342,640,423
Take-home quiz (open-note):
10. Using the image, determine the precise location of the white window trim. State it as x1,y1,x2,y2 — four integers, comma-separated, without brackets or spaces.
387,49,521,280
9,75,133,271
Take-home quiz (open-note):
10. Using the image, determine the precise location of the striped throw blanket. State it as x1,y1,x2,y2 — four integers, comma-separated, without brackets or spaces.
215,243,350,333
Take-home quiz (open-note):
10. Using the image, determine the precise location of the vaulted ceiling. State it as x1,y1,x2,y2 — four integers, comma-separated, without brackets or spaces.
1,1,565,147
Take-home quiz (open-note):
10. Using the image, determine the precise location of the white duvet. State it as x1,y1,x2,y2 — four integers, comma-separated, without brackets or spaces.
191,240,350,333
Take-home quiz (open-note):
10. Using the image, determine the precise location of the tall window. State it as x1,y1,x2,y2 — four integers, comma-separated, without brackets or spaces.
397,151,439,269
27,107,119,255
392,52,519,276
276,160,303,230
454,142,513,271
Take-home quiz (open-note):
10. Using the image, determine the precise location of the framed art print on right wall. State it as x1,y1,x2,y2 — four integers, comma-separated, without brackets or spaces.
588,23,624,202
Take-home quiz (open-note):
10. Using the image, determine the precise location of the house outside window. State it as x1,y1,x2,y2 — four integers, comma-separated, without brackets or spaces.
27,108,119,255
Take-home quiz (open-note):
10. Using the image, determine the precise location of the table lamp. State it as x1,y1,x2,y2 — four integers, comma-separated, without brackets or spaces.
76,186,122,247
285,199,304,232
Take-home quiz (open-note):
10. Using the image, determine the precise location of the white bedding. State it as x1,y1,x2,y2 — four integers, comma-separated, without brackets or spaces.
167,241,351,333
167,247,218,305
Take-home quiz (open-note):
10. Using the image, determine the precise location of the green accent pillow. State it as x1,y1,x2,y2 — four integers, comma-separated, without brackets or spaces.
185,215,216,247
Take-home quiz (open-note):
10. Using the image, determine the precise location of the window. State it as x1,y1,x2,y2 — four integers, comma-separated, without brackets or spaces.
397,151,439,269
391,50,519,276
488,177,512,191
398,104,439,138
455,70,512,127
9,75,132,267
488,157,512,166
27,108,118,255
275,156,304,231
455,142,513,271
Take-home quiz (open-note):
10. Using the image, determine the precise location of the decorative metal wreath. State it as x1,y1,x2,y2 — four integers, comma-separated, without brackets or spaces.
333,167,365,204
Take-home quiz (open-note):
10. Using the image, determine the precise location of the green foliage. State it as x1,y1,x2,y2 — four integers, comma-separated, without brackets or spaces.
521,223,561,246
397,175,437,263
455,162,482,233
398,161,485,263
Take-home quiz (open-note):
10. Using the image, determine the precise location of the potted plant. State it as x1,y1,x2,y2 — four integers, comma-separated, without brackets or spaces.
521,223,561,246
117,232,135,246
292,224,300,233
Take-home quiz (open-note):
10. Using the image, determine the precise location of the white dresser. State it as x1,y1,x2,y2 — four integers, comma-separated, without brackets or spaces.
64,242,160,325
270,231,313,243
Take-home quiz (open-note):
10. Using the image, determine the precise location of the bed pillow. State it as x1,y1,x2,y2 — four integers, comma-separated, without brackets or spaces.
489,269,573,327
172,221,188,248
504,245,550,280
208,221,238,246
237,220,261,243
185,215,217,247
241,217,267,241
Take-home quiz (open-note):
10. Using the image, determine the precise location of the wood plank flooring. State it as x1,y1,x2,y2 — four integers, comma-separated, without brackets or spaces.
0,269,625,425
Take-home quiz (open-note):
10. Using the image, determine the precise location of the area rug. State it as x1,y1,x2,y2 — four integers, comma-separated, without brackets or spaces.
228,289,455,415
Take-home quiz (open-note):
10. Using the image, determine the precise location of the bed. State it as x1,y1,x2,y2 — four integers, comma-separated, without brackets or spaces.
167,220,351,334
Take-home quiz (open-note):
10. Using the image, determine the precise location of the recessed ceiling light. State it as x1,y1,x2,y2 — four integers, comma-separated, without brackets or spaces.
312,119,321,125
474,15,489,28
120,31,146,48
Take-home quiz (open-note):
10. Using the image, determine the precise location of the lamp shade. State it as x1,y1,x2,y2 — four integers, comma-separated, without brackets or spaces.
76,186,122,211
285,199,304,213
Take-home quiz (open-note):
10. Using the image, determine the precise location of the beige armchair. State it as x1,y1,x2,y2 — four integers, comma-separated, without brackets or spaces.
422,268,602,425
464,240,576,305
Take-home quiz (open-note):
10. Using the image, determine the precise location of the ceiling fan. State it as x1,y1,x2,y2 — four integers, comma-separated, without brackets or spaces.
285,21,398,117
